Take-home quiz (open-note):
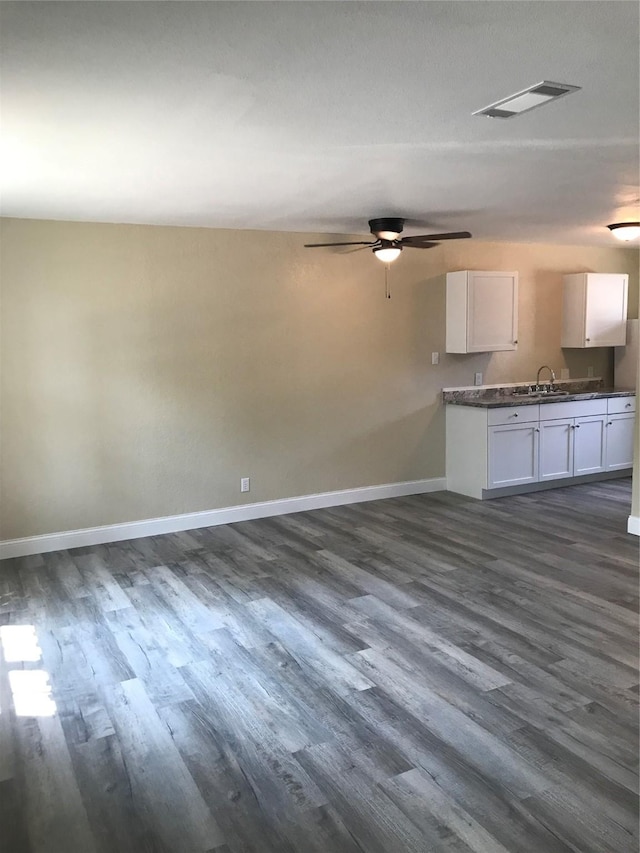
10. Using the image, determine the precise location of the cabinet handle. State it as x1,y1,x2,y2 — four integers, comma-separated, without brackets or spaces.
625,402,631,408
513,340,518,344
585,337,590,342
512,413,519,418
607,421,613,426
535,427,540,432
575,424,581,428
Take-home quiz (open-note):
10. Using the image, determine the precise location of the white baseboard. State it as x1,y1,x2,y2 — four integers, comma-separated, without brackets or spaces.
0,477,446,560
628,514,640,536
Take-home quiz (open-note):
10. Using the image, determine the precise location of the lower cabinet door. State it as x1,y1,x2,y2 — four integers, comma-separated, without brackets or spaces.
539,419,573,481
573,415,606,475
606,414,635,470
488,423,539,489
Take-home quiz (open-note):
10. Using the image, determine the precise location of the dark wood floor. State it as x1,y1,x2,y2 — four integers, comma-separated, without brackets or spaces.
1,479,638,853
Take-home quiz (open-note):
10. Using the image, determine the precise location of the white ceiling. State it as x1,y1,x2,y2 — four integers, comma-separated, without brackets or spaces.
1,1,639,245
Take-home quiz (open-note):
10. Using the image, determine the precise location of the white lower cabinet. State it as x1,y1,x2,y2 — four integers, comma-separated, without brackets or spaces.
488,423,539,488
446,394,635,499
539,419,573,481
573,414,607,475
606,414,635,470
537,413,606,481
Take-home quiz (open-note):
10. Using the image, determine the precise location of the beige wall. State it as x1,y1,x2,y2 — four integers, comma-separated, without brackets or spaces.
1,217,638,540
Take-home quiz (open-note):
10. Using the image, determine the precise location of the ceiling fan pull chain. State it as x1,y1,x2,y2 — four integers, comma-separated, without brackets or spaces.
385,264,391,299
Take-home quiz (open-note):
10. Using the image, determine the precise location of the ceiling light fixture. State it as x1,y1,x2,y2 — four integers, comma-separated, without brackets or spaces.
373,244,402,263
474,81,581,118
607,222,640,242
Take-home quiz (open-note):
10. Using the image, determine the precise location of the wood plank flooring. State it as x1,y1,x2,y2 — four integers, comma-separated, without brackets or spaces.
1,478,638,853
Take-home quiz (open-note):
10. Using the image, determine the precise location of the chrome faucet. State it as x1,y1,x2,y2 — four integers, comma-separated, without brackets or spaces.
535,365,556,392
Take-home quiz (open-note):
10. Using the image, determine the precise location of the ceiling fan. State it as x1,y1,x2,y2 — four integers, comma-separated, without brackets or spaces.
304,218,472,263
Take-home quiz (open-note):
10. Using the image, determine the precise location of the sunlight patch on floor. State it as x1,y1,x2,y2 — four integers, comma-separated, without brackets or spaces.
1,625,57,717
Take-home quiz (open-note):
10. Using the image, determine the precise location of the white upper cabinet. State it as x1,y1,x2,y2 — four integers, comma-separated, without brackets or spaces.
561,273,628,348
446,271,519,353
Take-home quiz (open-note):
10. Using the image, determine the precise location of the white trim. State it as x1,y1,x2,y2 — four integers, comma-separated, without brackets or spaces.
0,477,446,560
628,514,640,536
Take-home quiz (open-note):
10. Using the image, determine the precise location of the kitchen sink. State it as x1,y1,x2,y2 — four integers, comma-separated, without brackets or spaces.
512,390,570,399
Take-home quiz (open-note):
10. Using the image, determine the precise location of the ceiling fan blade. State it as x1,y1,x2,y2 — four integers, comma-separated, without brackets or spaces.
346,244,378,253
404,241,438,249
402,231,472,244
304,240,375,248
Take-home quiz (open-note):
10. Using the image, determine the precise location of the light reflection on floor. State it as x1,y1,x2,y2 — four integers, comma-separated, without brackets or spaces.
0,625,57,717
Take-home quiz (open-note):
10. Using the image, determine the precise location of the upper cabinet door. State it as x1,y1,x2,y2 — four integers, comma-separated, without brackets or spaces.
446,271,518,353
562,273,628,348
585,274,628,347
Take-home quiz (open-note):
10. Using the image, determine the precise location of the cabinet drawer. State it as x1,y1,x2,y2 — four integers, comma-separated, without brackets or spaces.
539,399,606,421
487,404,539,426
607,396,635,414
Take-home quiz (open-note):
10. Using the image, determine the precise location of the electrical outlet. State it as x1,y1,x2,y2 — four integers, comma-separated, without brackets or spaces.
474,372,483,386
431,352,439,365
587,366,594,377
560,368,570,380
240,477,250,493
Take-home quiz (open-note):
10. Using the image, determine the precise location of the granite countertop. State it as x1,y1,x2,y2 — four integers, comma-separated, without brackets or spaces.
443,380,636,409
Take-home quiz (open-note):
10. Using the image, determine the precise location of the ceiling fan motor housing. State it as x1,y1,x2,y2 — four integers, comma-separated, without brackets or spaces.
369,218,405,240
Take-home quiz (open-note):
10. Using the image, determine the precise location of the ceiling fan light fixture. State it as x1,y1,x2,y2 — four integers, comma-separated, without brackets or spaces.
607,222,640,241
373,246,402,263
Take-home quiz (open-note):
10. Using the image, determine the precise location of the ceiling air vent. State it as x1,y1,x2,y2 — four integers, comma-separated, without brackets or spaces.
473,81,581,118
